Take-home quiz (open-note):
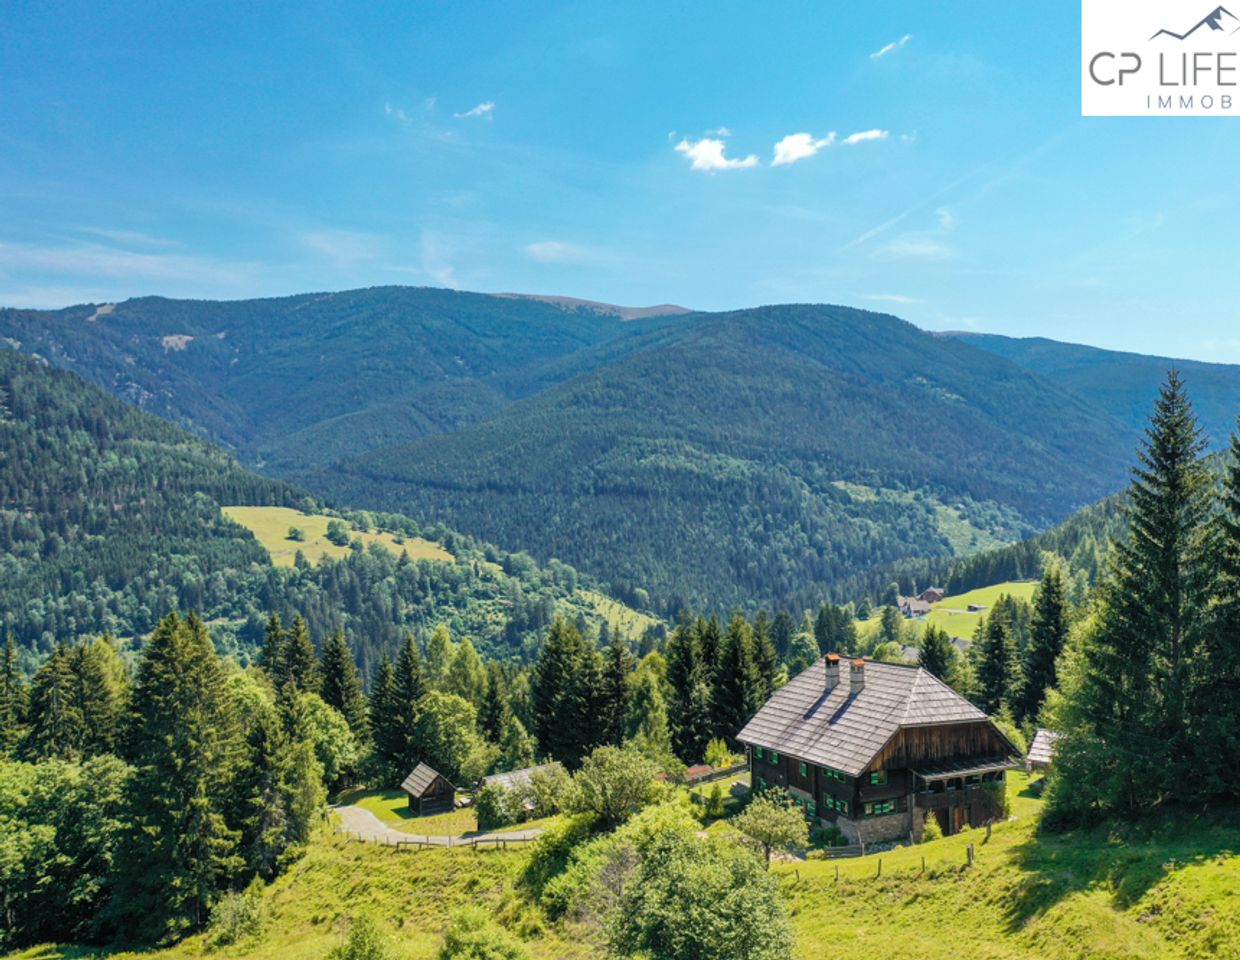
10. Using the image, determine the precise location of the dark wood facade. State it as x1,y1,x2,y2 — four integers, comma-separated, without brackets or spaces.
401,763,456,816
750,720,1013,836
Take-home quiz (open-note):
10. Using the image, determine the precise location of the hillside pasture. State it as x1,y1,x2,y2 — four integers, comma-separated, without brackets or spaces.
222,506,453,567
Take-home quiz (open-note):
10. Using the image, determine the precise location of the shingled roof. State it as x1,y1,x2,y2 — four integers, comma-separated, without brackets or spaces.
480,763,560,792
737,657,991,777
401,762,449,798
1027,728,1064,767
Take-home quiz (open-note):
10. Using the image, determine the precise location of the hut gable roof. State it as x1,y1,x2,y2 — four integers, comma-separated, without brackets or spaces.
401,762,450,798
480,763,559,792
1027,728,1064,766
737,658,990,777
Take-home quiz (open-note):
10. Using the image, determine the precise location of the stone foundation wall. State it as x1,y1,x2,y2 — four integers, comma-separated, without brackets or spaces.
834,808,913,846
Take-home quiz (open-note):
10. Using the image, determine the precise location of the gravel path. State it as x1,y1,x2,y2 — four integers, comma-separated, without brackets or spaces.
332,804,544,848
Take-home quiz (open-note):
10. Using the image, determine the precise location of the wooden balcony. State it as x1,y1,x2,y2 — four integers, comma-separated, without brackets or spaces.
914,784,987,810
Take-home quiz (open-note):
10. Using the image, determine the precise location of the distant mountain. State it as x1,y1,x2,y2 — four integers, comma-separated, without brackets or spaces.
492,293,691,320
304,303,1136,609
0,287,680,472
946,333,1240,448
0,347,647,670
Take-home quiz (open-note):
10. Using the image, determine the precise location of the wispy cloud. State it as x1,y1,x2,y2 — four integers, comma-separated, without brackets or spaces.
523,240,596,263
870,34,912,59
705,126,733,137
385,101,412,124
454,101,495,119
77,226,177,248
300,229,383,267
842,129,889,146
675,136,759,172
879,237,952,260
863,293,923,305
772,132,837,166
0,240,258,286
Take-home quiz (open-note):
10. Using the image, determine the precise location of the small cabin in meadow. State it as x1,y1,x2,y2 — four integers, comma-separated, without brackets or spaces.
918,587,946,604
400,762,456,816
739,654,1021,845
1026,729,1064,773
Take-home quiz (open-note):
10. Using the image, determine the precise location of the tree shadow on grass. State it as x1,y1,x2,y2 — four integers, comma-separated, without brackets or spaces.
1004,801,1239,932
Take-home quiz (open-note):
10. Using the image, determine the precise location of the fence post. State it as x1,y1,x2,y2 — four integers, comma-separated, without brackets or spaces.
921,854,926,873
966,843,975,867
877,858,882,878
835,864,839,882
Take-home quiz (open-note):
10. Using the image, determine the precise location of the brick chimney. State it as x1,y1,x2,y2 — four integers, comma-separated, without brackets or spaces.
850,658,866,694
825,653,841,691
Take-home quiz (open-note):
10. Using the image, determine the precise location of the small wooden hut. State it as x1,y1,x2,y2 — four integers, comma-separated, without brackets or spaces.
400,762,456,816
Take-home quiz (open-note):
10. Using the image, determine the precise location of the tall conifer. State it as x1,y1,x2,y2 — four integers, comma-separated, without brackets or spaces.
320,629,367,738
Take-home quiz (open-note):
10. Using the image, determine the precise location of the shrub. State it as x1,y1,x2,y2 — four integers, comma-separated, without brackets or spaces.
475,784,516,830
287,526,305,542
329,915,393,960
704,737,737,769
521,814,598,896
207,885,263,947
921,812,943,842
438,907,530,960
703,783,726,819
809,825,847,849
571,745,658,828
325,519,351,546
732,790,809,867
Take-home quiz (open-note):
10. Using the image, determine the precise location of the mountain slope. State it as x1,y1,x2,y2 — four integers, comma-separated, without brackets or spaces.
306,304,1137,608
0,287,680,471
0,348,653,671
949,333,1240,449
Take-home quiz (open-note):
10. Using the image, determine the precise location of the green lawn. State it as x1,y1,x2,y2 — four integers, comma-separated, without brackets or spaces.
858,581,1040,648
338,788,564,837
221,506,453,568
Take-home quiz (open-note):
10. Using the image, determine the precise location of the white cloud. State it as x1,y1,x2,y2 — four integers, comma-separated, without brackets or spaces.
936,206,956,231
300,229,383,267
772,132,837,166
870,34,912,59
706,126,733,137
880,237,952,260
863,293,923,305
385,101,412,124
524,241,585,263
0,240,258,285
454,101,495,119
843,129,889,145
674,137,759,171
77,226,176,248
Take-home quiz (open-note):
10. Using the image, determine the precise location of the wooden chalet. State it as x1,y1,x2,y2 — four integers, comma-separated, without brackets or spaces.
898,596,932,618
400,762,456,816
918,587,946,604
738,654,1021,844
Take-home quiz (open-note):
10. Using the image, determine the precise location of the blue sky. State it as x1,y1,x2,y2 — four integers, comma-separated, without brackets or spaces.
2,1,1238,361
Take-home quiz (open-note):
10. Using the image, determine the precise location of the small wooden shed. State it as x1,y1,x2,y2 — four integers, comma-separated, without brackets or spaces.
400,762,456,816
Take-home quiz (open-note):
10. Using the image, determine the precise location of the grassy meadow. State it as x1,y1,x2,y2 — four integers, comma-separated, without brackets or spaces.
575,589,662,639
221,506,453,567
858,580,1040,648
335,788,566,838
14,772,1240,960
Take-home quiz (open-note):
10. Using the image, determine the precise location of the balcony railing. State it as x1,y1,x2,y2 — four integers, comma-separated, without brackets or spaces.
914,784,988,810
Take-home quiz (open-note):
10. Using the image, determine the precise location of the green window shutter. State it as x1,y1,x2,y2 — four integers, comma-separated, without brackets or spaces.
755,747,763,760
799,762,807,777
771,752,779,764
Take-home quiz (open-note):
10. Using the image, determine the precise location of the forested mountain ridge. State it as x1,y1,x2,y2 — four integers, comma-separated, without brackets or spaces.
307,303,1138,609
0,347,652,672
949,332,1240,449
0,287,683,471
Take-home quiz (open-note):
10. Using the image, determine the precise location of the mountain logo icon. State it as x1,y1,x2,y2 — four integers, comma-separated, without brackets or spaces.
1150,5,1240,40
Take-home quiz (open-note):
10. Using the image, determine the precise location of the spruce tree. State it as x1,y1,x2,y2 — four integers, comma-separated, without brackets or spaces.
259,612,285,684
283,614,319,694
0,632,26,756
751,612,779,700
1055,373,1214,816
444,637,487,708
918,625,954,681
1200,418,1240,795
1017,564,1069,723
664,618,706,761
479,661,510,743
770,611,795,660
714,613,761,743
110,614,243,941
626,668,673,760
22,643,85,761
72,635,129,757
393,633,428,765
231,699,291,879
697,616,722,684
368,657,405,781
600,634,634,746
531,617,602,767
976,606,1018,714
319,629,368,738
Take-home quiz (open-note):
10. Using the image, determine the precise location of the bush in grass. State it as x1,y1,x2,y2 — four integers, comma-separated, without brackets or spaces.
525,762,574,817
287,526,305,542
207,884,263,947
329,915,393,960
809,825,847,849
703,783,726,819
438,907,530,960
325,519,351,546
570,744,658,829
732,790,809,867
475,784,517,830
521,814,598,896
921,812,943,842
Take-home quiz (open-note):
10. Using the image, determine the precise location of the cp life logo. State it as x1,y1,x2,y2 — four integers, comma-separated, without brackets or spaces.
1083,2,1240,115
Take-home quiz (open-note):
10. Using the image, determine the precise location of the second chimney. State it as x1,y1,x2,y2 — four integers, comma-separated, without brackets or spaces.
825,653,841,691
850,658,866,694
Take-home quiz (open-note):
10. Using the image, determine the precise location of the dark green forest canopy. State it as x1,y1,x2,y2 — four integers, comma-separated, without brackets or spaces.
307,303,1137,608
0,348,627,672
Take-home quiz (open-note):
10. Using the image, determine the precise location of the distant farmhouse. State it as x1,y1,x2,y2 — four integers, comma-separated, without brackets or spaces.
918,587,946,604
1026,729,1064,773
898,596,932,619
739,654,1021,844
401,762,456,816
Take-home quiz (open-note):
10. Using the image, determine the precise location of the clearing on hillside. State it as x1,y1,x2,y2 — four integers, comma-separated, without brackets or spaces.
222,506,453,567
